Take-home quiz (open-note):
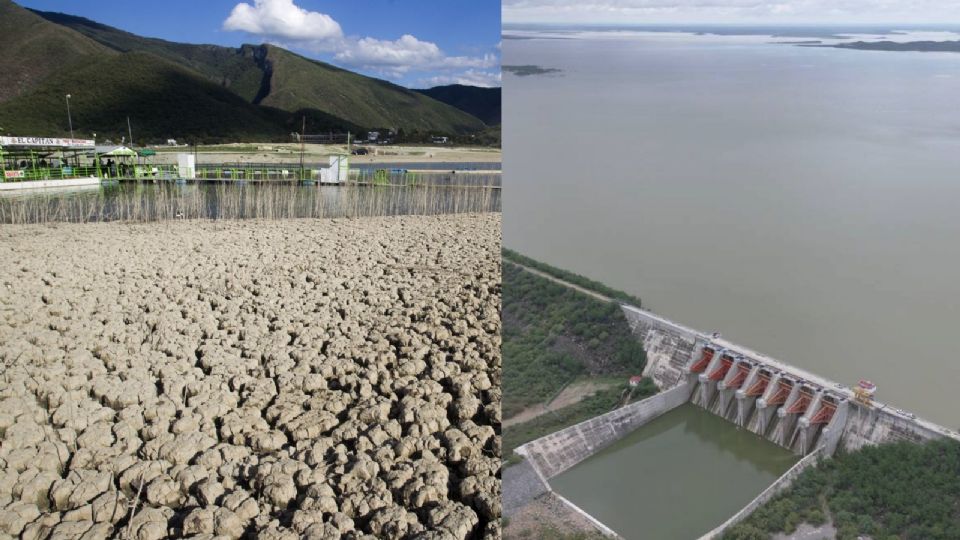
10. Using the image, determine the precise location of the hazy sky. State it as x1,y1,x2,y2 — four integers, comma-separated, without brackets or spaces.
502,0,960,24
18,0,501,88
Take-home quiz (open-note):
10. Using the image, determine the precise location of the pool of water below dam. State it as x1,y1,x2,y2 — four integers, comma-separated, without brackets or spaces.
551,403,798,539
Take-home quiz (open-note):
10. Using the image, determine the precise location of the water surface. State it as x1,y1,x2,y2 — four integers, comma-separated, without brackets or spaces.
504,30,960,427
552,404,797,539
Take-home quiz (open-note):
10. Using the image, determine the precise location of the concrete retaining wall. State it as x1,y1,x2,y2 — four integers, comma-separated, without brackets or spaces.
698,447,825,540
622,305,700,389
553,493,622,538
517,382,694,479
841,402,953,451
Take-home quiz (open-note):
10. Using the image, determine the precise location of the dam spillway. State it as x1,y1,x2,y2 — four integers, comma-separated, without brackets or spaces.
514,302,960,538
619,304,957,456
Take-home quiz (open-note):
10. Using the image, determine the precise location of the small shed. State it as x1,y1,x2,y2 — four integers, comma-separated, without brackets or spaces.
629,376,643,387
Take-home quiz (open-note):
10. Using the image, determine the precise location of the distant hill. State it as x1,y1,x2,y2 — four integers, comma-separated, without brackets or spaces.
0,0,113,102
0,52,290,142
830,40,960,53
0,0,494,141
415,85,501,126
254,46,486,133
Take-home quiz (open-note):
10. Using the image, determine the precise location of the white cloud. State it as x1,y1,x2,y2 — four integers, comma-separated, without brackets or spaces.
419,70,502,88
223,0,343,41
223,0,499,86
335,35,444,70
502,0,960,23
334,35,497,71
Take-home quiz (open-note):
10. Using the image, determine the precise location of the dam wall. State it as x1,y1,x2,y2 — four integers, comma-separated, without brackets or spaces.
621,304,960,454
510,289,957,540
622,306,699,389
516,381,695,479
698,447,825,540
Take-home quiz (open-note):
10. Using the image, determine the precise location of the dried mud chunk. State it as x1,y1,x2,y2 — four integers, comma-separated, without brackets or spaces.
90,491,128,524
127,506,172,540
457,475,500,520
144,476,183,507
47,519,95,539
182,507,215,535
0,502,40,536
13,469,59,509
196,479,225,507
50,470,112,511
427,501,479,540
367,505,423,539
221,489,259,521
0,216,501,538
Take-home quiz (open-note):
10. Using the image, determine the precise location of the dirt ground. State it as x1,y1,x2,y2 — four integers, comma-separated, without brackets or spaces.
0,214,501,539
503,492,604,540
151,143,501,166
502,381,615,428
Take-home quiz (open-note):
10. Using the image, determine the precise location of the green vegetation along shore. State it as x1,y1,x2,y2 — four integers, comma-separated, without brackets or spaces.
724,439,960,540
502,254,655,457
502,249,643,306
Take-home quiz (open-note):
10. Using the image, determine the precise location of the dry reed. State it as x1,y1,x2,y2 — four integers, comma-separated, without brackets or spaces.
0,180,501,225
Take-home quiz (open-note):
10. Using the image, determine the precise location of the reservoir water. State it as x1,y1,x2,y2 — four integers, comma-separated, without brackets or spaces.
504,28,960,427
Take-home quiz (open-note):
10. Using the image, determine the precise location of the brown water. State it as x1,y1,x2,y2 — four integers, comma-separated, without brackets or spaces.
504,29,960,428
551,404,797,539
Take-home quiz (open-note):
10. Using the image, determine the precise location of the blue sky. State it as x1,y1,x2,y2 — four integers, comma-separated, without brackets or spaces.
18,0,501,87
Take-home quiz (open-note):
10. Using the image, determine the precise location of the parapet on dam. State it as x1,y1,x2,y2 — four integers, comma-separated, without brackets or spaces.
514,304,960,539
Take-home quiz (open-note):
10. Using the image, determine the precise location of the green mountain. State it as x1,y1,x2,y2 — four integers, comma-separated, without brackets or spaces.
5,3,489,137
0,0,114,102
0,51,290,143
252,45,487,133
415,85,501,126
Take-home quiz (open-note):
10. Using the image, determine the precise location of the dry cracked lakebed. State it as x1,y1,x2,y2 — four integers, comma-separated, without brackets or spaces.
0,213,501,540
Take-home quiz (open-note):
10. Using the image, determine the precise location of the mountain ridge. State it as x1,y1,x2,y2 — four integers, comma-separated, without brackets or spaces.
0,1,498,141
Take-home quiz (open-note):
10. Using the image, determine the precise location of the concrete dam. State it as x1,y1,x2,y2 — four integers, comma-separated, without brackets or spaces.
514,303,960,538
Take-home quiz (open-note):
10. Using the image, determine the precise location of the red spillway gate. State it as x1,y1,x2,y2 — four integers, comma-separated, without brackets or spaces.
690,347,715,373
786,389,813,415
708,356,734,381
808,400,836,425
745,374,769,396
766,381,792,406
726,364,750,388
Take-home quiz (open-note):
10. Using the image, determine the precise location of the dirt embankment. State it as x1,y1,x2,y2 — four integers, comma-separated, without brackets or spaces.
502,381,615,428
0,214,501,539
151,144,502,166
503,492,602,540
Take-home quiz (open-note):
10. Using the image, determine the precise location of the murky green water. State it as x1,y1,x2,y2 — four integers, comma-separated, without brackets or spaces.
551,404,797,539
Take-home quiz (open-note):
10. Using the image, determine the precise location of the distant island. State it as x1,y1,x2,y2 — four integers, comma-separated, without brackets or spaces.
503,65,563,76
830,40,960,52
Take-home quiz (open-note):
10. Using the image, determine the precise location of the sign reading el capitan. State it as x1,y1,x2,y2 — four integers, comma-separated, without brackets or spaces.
0,136,96,148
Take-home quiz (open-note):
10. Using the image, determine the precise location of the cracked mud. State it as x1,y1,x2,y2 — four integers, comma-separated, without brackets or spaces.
0,214,501,539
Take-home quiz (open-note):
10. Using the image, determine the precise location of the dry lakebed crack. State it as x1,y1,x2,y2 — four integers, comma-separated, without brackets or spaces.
0,213,501,540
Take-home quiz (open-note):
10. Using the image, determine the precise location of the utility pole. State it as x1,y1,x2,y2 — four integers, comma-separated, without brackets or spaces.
127,117,134,148
65,94,74,139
